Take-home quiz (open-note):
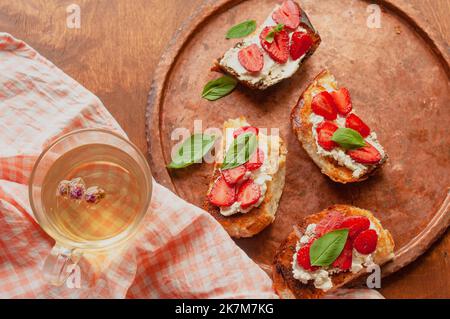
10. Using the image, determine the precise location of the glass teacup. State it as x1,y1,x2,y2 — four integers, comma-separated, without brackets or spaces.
29,129,152,286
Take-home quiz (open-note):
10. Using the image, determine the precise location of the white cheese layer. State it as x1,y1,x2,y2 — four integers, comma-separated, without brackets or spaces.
309,86,386,178
292,222,378,291
219,6,309,89
219,130,281,217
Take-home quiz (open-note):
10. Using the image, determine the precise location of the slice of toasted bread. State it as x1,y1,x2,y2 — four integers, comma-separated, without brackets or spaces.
272,205,395,299
216,1,321,90
203,117,287,238
291,70,388,183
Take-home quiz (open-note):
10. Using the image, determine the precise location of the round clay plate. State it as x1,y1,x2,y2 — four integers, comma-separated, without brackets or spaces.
147,0,450,278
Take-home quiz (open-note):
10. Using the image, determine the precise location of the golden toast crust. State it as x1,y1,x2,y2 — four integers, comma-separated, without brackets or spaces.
216,8,321,90
290,70,387,183
203,117,287,238
272,205,395,299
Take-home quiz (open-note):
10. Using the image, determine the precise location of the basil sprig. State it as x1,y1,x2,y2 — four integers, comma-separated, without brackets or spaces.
221,132,257,170
202,76,238,101
226,20,257,39
310,229,349,267
331,128,366,150
265,24,284,43
168,134,216,169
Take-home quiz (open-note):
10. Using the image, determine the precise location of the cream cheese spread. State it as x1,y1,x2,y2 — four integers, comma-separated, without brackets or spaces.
219,129,280,216
219,6,309,89
292,222,378,291
308,85,385,178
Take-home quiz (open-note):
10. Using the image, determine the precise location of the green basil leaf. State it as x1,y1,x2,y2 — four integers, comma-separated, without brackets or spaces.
226,20,257,39
265,23,284,43
221,132,257,170
168,134,216,169
331,128,366,150
310,229,349,267
202,76,238,101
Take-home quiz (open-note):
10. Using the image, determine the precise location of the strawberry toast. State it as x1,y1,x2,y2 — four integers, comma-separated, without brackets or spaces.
204,117,287,238
273,205,395,299
217,0,321,90
291,70,388,183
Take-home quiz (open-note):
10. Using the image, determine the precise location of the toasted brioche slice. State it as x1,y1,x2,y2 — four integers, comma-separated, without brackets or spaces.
272,205,395,299
216,1,321,90
291,70,387,183
203,117,287,238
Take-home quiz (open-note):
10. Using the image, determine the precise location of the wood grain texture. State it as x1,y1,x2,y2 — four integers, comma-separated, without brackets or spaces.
0,0,448,298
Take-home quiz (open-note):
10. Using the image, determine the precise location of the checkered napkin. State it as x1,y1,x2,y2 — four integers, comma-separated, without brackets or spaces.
0,33,383,299
0,33,276,298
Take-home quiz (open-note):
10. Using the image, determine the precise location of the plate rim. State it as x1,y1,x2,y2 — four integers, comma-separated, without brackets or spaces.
146,0,450,279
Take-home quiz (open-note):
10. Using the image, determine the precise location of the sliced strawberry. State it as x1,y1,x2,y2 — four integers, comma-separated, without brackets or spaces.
233,126,259,138
238,44,264,73
331,88,352,115
260,26,289,64
208,176,236,207
354,229,378,254
236,179,261,209
315,211,345,237
245,148,265,171
345,114,370,137
311,91,337,120
347,143,382,165
340,216,370,239
290,32,313,60
296,242,318,271
332,240,353,271
272,0,301,30
316,121,338,151
222,165,247,185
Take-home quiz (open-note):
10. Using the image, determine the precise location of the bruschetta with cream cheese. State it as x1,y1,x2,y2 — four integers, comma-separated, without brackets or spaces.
291,69,388,183
273,205,395,299
203,117,287,238
217,0,321,90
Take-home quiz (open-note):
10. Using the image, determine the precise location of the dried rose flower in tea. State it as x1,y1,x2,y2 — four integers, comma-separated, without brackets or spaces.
68,177,86,200
56,180,71,197
84,186,106,204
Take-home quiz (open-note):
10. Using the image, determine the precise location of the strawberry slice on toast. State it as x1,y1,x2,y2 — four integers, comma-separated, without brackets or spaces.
290,69,388,183
204,117,287,238
217,1,321,90
273,205,395,299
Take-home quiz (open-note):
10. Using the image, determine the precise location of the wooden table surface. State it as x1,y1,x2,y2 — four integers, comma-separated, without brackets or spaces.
0,0,448,298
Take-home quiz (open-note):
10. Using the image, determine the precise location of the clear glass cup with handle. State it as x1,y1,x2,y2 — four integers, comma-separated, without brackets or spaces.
29,129,152,286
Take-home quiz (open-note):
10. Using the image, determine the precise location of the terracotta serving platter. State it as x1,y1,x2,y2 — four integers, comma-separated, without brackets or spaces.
146,0,450,280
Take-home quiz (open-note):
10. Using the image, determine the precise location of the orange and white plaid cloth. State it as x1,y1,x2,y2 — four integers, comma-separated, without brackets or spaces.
0,33,383,299
0,33,277,298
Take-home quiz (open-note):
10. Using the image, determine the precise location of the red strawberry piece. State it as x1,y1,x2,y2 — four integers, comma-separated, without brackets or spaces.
236,179,261,209
316,121,339,151
290,31,313,60
260,26,290,64
311,91,338,120
272,0,301,30
354,229,378,254
345,113,370,137
208,176,236,207
332,240,353,271
222,165,247,185
340,216,370,239
233,126,259,138
238,44,264,73
296,243,318,271
315,211,345,237
347,143,382,165
331,88,353,115
245,148,265,171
